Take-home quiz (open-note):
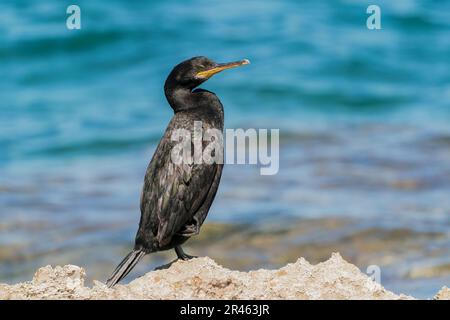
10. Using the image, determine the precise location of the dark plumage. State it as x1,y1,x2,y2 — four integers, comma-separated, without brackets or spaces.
106,56,249,287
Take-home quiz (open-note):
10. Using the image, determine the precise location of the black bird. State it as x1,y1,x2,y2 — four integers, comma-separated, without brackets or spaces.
106,56,249,287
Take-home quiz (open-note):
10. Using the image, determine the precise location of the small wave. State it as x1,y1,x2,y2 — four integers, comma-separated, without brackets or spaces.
1,29,148,61
28,135,160,158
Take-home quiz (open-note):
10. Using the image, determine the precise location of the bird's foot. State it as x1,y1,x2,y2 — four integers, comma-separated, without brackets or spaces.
178,253,197,261
175,246,197,261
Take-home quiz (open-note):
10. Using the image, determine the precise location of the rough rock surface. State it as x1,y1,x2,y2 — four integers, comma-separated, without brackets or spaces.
434,286,450,300
0,253,446,300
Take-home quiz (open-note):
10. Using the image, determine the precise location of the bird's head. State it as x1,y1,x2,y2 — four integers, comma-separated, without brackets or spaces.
165,56,250,90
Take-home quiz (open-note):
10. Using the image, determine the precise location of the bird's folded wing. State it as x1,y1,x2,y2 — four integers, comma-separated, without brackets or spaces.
139,136,218,248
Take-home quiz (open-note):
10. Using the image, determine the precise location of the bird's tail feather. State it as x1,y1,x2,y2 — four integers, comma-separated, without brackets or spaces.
106,249,146,288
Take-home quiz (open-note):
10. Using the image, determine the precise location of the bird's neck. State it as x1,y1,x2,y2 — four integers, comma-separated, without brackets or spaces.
164,85,195,112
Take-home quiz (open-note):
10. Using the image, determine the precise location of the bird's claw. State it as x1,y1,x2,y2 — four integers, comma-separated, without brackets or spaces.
178,253,197,261
175,246,197,260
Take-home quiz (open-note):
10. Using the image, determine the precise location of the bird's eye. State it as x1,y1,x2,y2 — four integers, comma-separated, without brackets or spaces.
198,65,205,69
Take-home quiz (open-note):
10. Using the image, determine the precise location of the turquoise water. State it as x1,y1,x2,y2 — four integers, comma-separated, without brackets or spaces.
1,0,450,298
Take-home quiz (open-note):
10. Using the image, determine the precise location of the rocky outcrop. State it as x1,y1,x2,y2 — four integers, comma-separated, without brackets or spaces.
0,253,447,300
434,286,450,300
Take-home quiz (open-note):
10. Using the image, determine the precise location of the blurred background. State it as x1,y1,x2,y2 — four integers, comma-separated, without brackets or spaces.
1,0,449,298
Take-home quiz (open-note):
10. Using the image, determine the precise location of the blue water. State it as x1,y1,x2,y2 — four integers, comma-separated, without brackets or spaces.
1,0,450,298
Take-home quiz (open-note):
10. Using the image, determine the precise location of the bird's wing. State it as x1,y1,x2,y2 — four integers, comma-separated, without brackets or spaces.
138,119,219,248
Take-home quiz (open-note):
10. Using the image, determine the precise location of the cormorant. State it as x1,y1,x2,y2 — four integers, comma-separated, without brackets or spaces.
106,56,249,287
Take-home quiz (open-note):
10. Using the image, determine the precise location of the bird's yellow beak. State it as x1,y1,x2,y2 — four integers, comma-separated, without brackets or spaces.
196,59,250,79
